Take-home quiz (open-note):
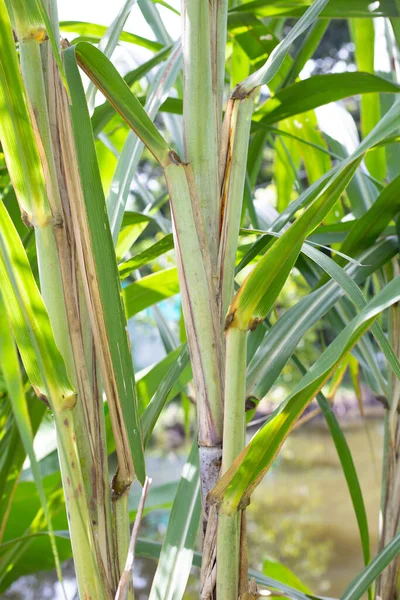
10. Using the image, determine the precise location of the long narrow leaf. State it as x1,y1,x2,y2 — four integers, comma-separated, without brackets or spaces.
63,46,146,484
228,0,400,18
73,42,172,167
122,267,180,318
210,276,400,512
149,441,201,600
60,20,162,51
341,534,400,600
91,46,172,136
86,0,136,112
0,293,63,586
254,73,400,127
0,200,75,407
236,0,329,95
0,0,51,225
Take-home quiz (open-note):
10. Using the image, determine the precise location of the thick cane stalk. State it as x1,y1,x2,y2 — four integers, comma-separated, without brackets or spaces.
8,3,120,595
181,0,226,520
0,197,105,598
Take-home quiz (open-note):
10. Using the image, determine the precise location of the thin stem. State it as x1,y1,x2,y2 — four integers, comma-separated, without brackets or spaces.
217,512,241,599
113,492,133,599
221,328,246,471
217,327,247,599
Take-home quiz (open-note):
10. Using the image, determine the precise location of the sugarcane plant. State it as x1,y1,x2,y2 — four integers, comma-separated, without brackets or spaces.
1,0,400,598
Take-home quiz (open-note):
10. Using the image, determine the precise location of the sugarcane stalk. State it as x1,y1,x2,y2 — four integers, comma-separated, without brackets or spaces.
113,493,134,600
54,407,106,599
210,0,228,152
181,0,229,550
217,327,247,600
182,0,220,265
12,5,117,595
164,160,224,458
51,54,135,591
377,262,400,598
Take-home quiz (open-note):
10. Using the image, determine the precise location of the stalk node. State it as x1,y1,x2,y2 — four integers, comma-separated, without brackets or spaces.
231,83,254,100
22,28,48,43
248,317,263,332
52,213,64,228
32,385,50,408
199,445,222,507
224,310,235,330
249,317,264,331
111,468,133,499
245,396,258,412
21,210,34,228
168,150,182,165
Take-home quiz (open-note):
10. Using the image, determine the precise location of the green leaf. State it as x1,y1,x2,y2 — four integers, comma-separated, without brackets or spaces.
292,356,371,570
91,46,172,136
229,0,400,19
245,240,396,402
149,441,201,600
137,0,171,45
281,19,328,87
211,275,400,512
0,293,63,583
316,172,400,294
60,20,163,51
0,200,75,407
0,0,51,225
64,46,146,483
116,215,152,262
0,390,46,534
73,42,172,167
119,233,174,278
339,173,400,264
123,267,180,319
273,122,301,212
229,158,361,330
254,73,400,127
236,0,329,94
142,345,190,445
263,560,311,593
341,534,400,600
86,0,136,112
230,96,400,330
301,243,400,383
351,19,386,180
0,475,70,593
137,344,191,410
107,40,182,244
